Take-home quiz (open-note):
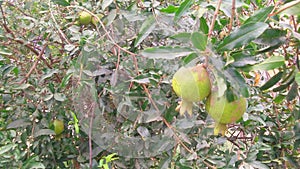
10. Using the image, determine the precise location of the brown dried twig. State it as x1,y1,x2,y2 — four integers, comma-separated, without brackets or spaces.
228,0,236,33
208,0,222,38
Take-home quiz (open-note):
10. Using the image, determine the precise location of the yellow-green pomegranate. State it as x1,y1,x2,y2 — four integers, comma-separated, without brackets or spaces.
206,92,247,135
79,11,92,25
53,119,64,135
172,64,211,115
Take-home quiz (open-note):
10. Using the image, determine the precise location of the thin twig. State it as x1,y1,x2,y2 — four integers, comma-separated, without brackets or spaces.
48,0,72,44
18,43,48,84
208,0,222,38
228,0,236,33
87,102,96,169
269,0,300,16
0,4,61,83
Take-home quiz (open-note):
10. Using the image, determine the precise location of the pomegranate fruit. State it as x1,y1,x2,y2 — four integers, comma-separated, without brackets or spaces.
206,92,247,135
172,64,211,115
79,11,92,25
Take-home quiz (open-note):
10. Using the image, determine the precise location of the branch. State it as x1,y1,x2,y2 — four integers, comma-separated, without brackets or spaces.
18,43,48,84
228,0,236,33
1,3,61,83
269,0,300,16
208,0,222,38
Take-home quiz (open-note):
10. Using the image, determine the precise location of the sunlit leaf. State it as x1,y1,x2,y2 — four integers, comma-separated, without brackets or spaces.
54,93,66,102
141,46,194,59
134,15,156,47
160,5,178,13
218,22,269,51
0,144,17,155
250,56,285,71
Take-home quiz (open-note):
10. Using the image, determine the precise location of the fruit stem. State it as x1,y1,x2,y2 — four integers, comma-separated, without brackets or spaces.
214,123,227,136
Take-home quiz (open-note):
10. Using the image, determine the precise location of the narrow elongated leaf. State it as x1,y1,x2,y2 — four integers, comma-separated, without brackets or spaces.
260,71,283,90
295,72,300,85
191,32,207,51
141,46,194,59
7,119,31,129
218,22,269,51
134,15,156,47
286,82,298,101
251,56,284,71
171,32,191,43
34,129,56,137
174,0,194,22
244,6,274,24
0,144,16,155
40,69,58,82
51,0,70,6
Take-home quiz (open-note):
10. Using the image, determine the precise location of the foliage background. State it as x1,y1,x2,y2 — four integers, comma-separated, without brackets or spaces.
0,0,299,168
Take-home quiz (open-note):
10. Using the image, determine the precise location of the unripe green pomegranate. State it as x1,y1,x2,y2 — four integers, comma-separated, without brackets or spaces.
172,64,211,115
206,92,247,135
53,119,64,135
79,11,92,25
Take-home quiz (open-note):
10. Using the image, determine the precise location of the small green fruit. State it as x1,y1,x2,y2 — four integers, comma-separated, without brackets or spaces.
172,64,211,115
53,119,64,135
79,11,92,25
206,92,247,135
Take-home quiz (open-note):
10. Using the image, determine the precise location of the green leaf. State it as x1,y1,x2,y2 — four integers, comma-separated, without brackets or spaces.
254,29,287,46
244,6,274,24
0,46,12,56
160,5,178,13
51,0,70,6
295,72,300,85
174,0,194,22
12,84,32,90
191,32,207,51
217,22,269,51
250,56,284,71
230,52,259,68
286,82,298,101
171,32,191,43
54,93,66,102
199,17,209,34
134,15,156,47
34,129,56,137
40,69,58,82
0,144,16,155
260,71,283,90
7,119,31,129
60,73,72,88
141,46,194,59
